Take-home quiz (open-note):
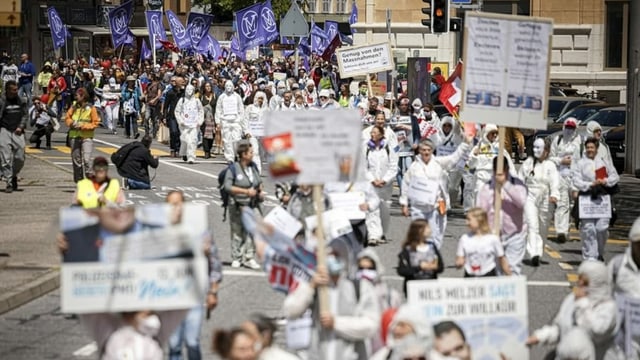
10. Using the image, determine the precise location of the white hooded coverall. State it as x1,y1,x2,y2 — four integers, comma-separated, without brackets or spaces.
549,126,583,237
175,85,204,163
215,80,245,162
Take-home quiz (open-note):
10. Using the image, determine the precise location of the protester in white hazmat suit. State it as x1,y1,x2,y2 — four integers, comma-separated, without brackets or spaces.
527,260,622,360
434,116,465,208
549,117,583,243
468,124,516,204
579,120,614,164
101,78,121,135
555,328,596,360
400,136,473,250
174,85,203,164
519,138,560,266
572,137,619,261
361,111,398,149
215,80,245,162
269,81,286,110
243,91,268,173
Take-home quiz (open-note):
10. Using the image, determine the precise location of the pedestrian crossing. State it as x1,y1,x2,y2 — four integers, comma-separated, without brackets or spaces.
25,145,212,158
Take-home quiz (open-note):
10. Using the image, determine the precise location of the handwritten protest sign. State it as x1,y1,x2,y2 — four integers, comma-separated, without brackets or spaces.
579,194,612,219
408,276,529,359
335,42,394,78
247,114,265,137
460,12,553,130
59,204,209,314
614,295,640,357
263,109,364,183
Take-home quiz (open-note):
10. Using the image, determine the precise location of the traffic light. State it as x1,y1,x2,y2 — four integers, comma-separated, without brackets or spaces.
421,0,431,28
431,0,449,33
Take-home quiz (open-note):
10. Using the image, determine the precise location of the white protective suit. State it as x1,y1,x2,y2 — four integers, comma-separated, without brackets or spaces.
370,304,436,360
532,261,622,360
175,85,204,163
555,328,596,360
468,124,516,205
361,125,398,149
399,140,471,249
434,116,465,207
580,121,614,164
101,78,121,133
325,181,381,245
549,118,583,240
244,91,268,173
269,82,286,110
519,138,560,260
215,80,246,162
572,147,619,260
364,137,399,241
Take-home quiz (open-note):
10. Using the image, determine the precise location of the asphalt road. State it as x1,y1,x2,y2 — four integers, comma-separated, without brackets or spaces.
0,127,631,359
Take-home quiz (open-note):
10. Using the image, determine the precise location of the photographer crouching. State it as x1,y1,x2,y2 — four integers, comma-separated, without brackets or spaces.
29,95,58,149
116,135,159,190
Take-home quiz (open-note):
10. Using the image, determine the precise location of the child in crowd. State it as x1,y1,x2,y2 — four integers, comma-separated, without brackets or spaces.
396,219,444,296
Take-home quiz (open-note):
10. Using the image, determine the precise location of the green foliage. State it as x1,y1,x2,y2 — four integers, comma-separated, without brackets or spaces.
191,0,292,21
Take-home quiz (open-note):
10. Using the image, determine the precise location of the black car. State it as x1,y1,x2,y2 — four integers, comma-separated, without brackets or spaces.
604,125,625,174
546,96,603,123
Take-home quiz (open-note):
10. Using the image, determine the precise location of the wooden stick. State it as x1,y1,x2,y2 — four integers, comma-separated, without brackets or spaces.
493,127,506,235
366,74,373,100
312,184,329,313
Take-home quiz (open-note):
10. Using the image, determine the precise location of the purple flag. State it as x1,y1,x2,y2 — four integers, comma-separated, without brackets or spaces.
259,1,279,46
282,36,295,57
196,34,222,60
349,2,358,33
230,35,246,61
166,10,191,50
311,22,328,55
145,10,167,50
186,12,215,50
108,0,135,48
141,40,152,60
324,21,339,44
47,7,69,50
235,1,279,51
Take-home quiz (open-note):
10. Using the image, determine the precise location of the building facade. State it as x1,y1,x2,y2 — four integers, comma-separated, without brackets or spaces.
345,0,628,103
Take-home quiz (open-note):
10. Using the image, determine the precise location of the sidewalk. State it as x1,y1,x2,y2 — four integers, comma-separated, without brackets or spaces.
0,153,75,314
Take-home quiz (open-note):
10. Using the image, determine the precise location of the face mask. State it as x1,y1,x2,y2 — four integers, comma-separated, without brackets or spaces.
185,85,194,98
326,255,344,275
356,269,378,281
277,88,285,96
533,139,545,159
137,314,161,337
225,83,234,93
259,84,265,90
425,113,432,120
359,88,367,95
563,128,575,139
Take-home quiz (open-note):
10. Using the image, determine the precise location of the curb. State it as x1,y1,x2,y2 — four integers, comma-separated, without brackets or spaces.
0,268,59,315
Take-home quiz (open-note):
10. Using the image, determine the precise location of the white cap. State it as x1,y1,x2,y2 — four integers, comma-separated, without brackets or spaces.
319,89,331,98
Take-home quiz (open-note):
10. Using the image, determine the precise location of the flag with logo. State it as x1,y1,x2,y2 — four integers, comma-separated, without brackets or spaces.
197,33,222,60
47,7,70,50
235,1,279,51
166,10,191,50
230,35,246,61
108,0,135,48
260,1,279,46
311,22,328,55
324,21,339,46
145,10,167,50
349,1,358,33
186,12,215,50
141,40,152,60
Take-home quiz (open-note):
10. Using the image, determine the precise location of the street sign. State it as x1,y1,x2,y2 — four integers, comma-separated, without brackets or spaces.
280,2,309,37
0,12,20,27
0,0,21,13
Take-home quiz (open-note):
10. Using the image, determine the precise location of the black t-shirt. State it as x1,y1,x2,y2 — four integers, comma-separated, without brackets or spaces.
0,96,23,131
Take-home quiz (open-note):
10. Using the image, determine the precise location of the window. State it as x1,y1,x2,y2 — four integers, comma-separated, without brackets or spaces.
307,0,317,13
337,0,347,13
322,0,331,13
483,0,530,16
605,1,628,69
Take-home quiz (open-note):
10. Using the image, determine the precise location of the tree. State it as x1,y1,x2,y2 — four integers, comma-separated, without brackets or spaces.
191,0,292,22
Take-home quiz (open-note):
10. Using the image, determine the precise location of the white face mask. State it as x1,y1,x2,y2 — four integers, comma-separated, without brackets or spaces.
137,314,161,337
533,139,545,159
277,88,285,96
563,128,575,139
185,85,194,98
356,269,378,281
225,82,234,94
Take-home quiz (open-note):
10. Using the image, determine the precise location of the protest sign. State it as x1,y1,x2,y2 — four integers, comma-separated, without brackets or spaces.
247,113,265,137
263,109,364,183
327,192,366,220
59,204,209,314
459,12,553,130
390,115,414,157
264,206,303,240
579,194,612,219
408,276,529,359
335,42,394,78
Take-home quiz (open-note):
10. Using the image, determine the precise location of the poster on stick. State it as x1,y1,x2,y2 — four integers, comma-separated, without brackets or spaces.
59,204,209,314
408,276,529,359
335,42,394,78
459,12,553,130
262,109,364,183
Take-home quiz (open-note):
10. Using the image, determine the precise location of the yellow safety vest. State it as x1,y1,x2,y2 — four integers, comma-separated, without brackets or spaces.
76,178,121,209
68,105,96,139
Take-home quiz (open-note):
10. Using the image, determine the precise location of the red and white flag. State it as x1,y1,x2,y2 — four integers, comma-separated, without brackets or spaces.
439,61,463,115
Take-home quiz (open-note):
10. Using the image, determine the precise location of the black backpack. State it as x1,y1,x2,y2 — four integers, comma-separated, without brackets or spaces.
111,142,137,170
218,161,259,221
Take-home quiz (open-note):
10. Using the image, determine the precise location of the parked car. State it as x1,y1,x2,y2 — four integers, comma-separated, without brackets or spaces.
546,105,626,152
604,125,625,174
546,96,603,123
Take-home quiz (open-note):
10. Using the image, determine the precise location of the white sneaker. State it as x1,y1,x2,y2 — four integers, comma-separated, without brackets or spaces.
231,260,241,268
244,259,261,270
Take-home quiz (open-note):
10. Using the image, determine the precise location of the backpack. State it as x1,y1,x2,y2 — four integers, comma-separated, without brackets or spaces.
218,161,259,221
366,144,390,158
111,142,137,170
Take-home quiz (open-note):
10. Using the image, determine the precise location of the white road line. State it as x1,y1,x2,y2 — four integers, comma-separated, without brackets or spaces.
222,269,571,287
72,342,97,357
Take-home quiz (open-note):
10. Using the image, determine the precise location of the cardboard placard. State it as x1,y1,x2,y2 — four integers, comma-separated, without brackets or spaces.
579,194,612,219
335,42,394,78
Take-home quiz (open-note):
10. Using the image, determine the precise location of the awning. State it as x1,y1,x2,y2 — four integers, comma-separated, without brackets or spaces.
70,26,170,37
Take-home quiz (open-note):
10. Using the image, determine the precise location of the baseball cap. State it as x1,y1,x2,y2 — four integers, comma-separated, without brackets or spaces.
563,118,577,128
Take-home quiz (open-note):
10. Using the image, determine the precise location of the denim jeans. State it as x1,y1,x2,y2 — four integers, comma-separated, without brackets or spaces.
126,178,151,190
168,305,203,360
18,82,33,108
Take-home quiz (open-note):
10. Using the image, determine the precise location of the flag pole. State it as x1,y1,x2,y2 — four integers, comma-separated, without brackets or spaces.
152,33,157,66
118,44,125,61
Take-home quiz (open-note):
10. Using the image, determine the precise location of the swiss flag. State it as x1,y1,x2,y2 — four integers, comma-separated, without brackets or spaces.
439,60,463,115
159,39,180,53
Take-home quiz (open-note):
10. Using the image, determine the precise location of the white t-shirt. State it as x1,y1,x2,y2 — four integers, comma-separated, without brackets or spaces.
456,233,504,276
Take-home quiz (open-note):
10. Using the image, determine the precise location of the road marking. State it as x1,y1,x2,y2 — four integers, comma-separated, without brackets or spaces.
566,273,579,283
150,148,170,156
53,145,71,154
558,262,574,271
222,269,571,287
95,146,117,155
72,342,97,357
608,239,628,245
38,155,70,160
544,244,562,259
25,147,42,154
